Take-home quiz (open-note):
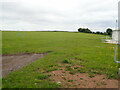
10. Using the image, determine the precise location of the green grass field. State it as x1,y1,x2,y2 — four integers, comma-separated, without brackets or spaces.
2,31,118,88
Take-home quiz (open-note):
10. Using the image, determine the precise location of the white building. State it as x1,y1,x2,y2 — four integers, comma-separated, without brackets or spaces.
112,30,120,44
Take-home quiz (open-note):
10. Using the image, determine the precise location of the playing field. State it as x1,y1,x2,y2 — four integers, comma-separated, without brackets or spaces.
2,31,118,88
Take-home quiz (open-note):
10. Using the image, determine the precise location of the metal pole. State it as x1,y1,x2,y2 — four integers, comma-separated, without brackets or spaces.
18,30,20,37
113,19,119,63
114,44,120,63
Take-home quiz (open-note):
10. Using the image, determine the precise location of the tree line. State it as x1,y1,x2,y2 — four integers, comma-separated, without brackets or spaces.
78,28,112,36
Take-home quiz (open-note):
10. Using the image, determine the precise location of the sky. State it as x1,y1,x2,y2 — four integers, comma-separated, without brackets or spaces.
0,0,119,32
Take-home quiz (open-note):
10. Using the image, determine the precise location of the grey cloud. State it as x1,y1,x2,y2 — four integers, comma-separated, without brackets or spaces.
0,0,119,31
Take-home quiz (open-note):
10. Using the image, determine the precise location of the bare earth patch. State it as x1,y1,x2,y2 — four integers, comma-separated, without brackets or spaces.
2,53,47,77
49,66,118,88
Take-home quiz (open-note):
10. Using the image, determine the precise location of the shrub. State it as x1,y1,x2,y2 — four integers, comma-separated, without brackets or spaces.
62,60,70,64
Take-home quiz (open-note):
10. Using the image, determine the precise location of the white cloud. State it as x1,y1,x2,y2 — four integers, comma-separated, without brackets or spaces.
0,0,119,32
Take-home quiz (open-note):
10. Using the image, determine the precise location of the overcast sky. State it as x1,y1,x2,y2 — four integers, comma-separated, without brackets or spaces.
0,0,119,32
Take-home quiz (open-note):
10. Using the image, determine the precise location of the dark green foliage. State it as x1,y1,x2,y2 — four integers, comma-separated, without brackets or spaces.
68,80,73,82
78,28,105,35
78,28,92,33
96,31,101,34
106,28,112,36
93,31,106,35
62,60,70,64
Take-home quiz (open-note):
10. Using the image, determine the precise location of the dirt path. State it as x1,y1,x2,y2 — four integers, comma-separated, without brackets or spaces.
2,53,47,77
49,65,118,88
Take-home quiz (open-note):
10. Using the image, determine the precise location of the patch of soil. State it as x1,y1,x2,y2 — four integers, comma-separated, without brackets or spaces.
2,53,47,77
49,66,118,88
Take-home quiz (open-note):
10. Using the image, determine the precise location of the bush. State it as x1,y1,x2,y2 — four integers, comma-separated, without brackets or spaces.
106,28,112,36
78,28,92,33
62,60,70,64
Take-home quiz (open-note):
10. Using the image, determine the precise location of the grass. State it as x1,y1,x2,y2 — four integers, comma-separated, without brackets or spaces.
68,80,73,82
80,78,83,80
2,31,118,88
37,74,50,80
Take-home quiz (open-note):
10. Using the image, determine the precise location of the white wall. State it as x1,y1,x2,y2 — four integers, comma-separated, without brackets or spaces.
112,30,120,43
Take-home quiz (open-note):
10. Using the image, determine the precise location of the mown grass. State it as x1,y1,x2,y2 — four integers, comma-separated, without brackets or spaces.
2,31,118,88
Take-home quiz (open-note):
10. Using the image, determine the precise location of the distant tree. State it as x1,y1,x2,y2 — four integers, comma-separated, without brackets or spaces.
86,28,92,33
92,32,96,34
106,28,112,36
100,32,104,35
78,28,106,35
78,28,83,32
103,32,107,35
96,31,101,34
78,28,92,33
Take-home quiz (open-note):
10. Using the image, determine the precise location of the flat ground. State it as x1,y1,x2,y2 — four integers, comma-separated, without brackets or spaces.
2,53,47,77
49,64,118,88
2,31,119,88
